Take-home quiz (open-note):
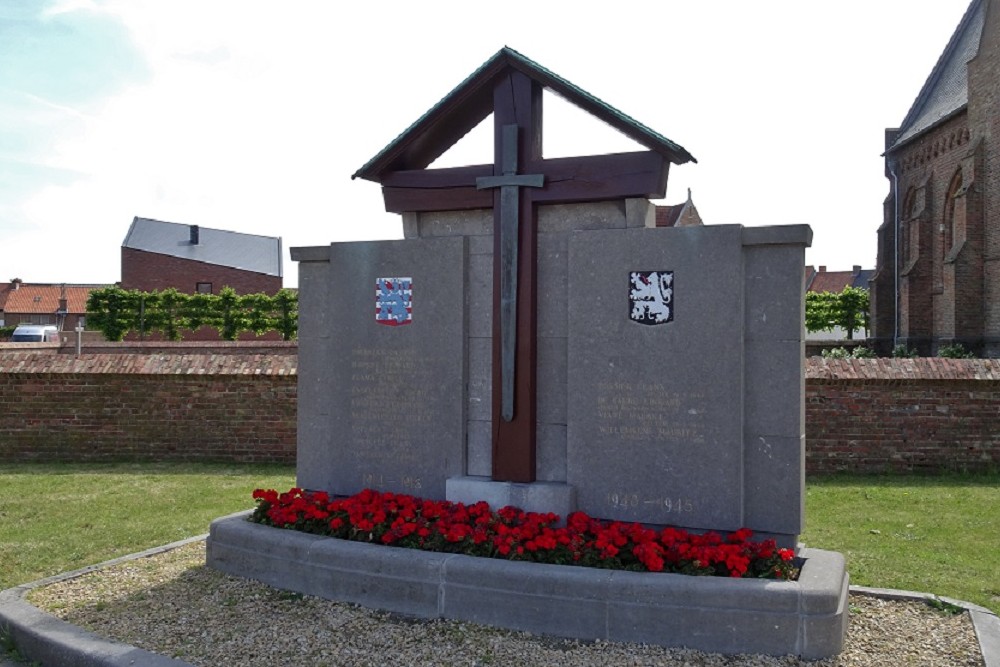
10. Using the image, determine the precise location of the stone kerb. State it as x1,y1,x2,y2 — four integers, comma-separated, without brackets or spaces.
207,513,849,659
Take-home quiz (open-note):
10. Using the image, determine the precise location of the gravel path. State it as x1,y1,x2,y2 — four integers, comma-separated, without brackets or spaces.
27,541,984,667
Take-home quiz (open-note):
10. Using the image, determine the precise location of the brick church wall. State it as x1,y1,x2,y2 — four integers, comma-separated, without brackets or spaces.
2,354,998,475
876,0,1000,356
879,114,976,355
968,0,1000,349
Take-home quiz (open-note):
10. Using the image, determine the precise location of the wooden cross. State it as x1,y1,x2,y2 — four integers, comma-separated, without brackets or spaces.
476,124,544,423
369,69,676,484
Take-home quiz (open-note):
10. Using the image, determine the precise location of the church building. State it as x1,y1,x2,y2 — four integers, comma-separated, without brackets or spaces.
872,0,1000,356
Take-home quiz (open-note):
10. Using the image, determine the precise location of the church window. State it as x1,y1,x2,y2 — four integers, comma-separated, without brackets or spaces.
901,187,917,266
944,171,960,248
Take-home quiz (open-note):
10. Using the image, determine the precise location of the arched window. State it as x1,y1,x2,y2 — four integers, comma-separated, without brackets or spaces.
901,187,917,266
943,169,962,260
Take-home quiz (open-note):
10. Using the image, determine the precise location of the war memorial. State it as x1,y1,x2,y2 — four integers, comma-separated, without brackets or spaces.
207,47,848,658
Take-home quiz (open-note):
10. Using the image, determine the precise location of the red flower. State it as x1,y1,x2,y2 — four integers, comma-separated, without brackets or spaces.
248,487,799,581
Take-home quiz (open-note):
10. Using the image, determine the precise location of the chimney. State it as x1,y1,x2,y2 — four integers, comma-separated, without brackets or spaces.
190,225,200,245
10,278,21,290
818,266,826,272
853,265,861,273
58,283,68,314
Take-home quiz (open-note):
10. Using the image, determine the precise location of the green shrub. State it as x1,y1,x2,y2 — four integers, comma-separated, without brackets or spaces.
821,346,874,359
86,286,297,341
892,344,918,358
0,325,15,340
938,344,974,359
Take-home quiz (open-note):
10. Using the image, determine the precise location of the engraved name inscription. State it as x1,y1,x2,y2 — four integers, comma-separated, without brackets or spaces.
348,346,434,467
594,381,708,444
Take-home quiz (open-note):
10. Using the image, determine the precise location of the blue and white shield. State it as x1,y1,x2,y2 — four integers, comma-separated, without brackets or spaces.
629,271,673,325
375,277,413,326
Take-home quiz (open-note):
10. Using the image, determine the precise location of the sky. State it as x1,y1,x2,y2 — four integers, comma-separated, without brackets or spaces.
0,0,975,288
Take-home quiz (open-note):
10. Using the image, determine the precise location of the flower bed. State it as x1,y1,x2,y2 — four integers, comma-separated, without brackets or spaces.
250,487,797,580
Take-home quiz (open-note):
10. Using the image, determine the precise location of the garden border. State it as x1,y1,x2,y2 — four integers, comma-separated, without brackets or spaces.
206,511,850,659
2,531,997,665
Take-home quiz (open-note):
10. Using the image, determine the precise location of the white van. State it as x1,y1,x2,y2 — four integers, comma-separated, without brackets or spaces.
10,324,59,342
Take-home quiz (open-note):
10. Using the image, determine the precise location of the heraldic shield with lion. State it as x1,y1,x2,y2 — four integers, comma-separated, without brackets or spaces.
629,271,673,325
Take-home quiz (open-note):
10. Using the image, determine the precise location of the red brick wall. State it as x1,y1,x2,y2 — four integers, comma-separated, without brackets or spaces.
0,353,296,463
2,354,998,474
63,340,298,355
121,248,282,295
806,357,1000,473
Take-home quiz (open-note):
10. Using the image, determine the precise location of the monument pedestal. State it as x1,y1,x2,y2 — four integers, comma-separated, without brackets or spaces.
446,476,576,519
208,512,849,659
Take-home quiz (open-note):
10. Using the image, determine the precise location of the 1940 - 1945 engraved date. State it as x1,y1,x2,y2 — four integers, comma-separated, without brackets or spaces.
606,492,693,513
361,472,423,490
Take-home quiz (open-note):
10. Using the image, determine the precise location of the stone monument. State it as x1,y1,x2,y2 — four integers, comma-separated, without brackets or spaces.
209,47,847,658
294,47,807,548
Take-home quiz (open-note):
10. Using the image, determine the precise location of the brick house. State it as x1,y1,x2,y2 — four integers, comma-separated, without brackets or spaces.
0,279,106,331
121,217,283,295
655,189,704,227
872,0,1000,355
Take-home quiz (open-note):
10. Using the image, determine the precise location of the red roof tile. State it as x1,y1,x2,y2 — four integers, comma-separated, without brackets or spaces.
655,205,683,227
2,284,104,315
807,271,855,294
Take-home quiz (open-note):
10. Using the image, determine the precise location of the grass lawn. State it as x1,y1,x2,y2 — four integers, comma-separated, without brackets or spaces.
0,462,295,590
2,464,997,616
801,472,1000,615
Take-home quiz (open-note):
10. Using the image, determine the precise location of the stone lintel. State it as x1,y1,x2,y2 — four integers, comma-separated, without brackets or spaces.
742,225,813,248
289,245,332,262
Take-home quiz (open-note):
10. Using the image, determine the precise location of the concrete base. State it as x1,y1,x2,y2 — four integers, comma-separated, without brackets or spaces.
207,512,849,659
445,476,576,519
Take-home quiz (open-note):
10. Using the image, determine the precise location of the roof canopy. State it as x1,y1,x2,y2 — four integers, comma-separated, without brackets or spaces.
354,47,695,184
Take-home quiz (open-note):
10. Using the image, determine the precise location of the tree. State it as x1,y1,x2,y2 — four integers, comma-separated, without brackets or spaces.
836,287,870,340
86,286,297,341
86,287,140,341
271,289,298,341
805,287,870,340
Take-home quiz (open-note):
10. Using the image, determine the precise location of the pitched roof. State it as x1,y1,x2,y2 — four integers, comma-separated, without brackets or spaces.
807,270,855,294
656,204,684,228
122,217,283,278
1,284,105,315
655,189,702,227
353,47,695,182
851,269,875,289
805,266,873,294
889,0,985,151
